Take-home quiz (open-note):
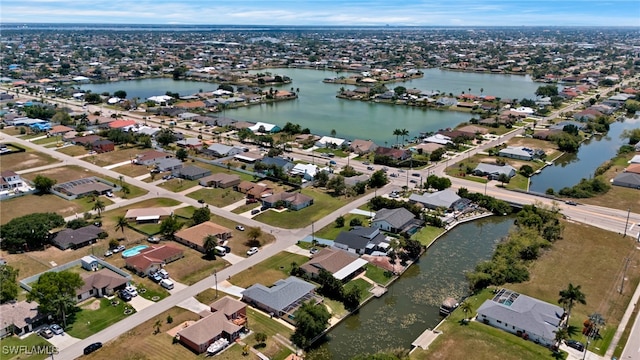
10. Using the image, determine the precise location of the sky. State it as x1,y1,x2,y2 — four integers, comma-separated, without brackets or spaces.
1,0,639,27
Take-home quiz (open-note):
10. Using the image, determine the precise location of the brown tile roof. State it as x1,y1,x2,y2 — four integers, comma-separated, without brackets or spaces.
78,269,128,295
174,221,232,247
210,296,246,317
300,248,359,276
0,301,44,329
124,207,172,219
177,311,242,346
626,164,640,174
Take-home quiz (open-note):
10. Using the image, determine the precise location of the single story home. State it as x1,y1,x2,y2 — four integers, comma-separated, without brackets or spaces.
50,225,105,250
349,139,378,154
334,226,391,255
290,163,319,181
176,138,202,149
0,301,45,338
258,156,295,172
174,165,211,180
125,245,184,276
76,268,129,302
423,134,452,145
372,208,423,234
476,288,565,348
498,146,534,161
248,122,281,133
155,158,183,172
473,163,517,180
199,173,241,188
205,143,245,157
315,136,346,148
241,277,319,319
174,221,232,253
300,248,368,281
374,147,412,161
124,207,172,223
134,150,171,166
612,172,640,189
409,189,463,210
52,177,116,199
178,296,247,354
92,139,115,153
261,191,314,211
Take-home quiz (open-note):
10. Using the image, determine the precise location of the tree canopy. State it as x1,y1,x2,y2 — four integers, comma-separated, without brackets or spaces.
27,271,84,325
291,301,331,348
192,206,211,225
0,265,19,303
0,212,65,251
369,170,389,188
33,175,56,194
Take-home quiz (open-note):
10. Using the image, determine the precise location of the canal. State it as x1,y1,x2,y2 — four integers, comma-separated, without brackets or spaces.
529,117,640,193
79,68,543,145
316,215,515,359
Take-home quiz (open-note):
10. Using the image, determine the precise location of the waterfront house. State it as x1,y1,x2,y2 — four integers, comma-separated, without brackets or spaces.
174,221,232,253
372,208,423,234
476,288,564,348
409,189,463,210
334,226,391,255
423,134,452,145
300,248,368,281
248,122,281,133
76,269,129,302
177,296,247,354
199,173,241,188
316,136,346,148
50,225,105,250
498,146,534,161
473,163,516,180
0,301,45,338
241,277,319,320
612,172,640,189
349,139,378,154
261,191,314,211
125,245,184,276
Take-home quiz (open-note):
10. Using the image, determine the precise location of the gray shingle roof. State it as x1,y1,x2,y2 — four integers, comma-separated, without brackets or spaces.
409,189,461,208
241,276,315,313
373,208,415,229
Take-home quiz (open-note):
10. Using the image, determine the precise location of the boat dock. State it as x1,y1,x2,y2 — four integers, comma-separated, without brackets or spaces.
411,328,442,350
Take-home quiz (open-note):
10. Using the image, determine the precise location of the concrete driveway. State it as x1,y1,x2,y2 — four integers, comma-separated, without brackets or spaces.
46,332,81,351
177,297,210,314
128,295,155,311
167,279,188,294
223,253,245,265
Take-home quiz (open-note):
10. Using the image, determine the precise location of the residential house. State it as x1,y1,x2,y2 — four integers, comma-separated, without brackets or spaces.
0,301,45,338
52,177,116,199
473,163,517,180
205,143,245,157
334,227,391,255
125,245,184,276
248,122,281,133
234,151,263,163
374,147,412,161
236,181,273,199
315,136,346,148
48,125,74,136
476,288,564,347
176,137,203,149
0,170,25,190
199,173,241,188
71,134,101,147
573,109,603,122
290,163,320,181
155,158,183,172
257,156,295,173
50,225,105,250
91,139,115,153
409,189,465,210
124,207,173,223
108,119,137,130
624,164,640,175
612,172,640,189
349,139,378,154
76,269,129,302
261,191,314,211
177,296,247,354
174,221,233,253
498,146,534,161
175,165,211,180
134,150,171,166
241,277,319,319
436,97,458,106
300,248,368,281
423,134,452,145
372,208,423,234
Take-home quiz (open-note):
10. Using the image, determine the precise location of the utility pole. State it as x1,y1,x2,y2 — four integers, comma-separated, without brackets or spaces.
623,207,631,237
620,257,630,294
214,271,218,298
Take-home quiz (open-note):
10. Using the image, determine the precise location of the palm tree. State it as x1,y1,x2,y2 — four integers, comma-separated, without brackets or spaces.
203,234,218,260
558,283,587,326
393,128,402,146
153,319,162,334
459,301,474,322
115,215,128,239
93,199,105,218
553,327,569,349
400,129,409,146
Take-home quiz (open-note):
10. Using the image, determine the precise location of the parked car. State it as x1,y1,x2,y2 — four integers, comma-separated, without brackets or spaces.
39,328,54,339
260,206,269,211
157,269,169,279
235,225,245,231
251,209,260,215
329,160,337,165
246,198,258,204
246,247,259,256
566,201,578,206
104,250,113,257
119,290,132,301
198,199,205,204
124,286,138,297
310,248,319,255
150,272,163,283
160,279,174,290
93,221,102,227
366,166,374,170
565,339,584,352
412,173,420,177
50,324,63,335
410,179,418,183
113,245,126,253
84,342,102,355
362,161,370,165
105,191,113,198
390,173,398,178
148,236,160,243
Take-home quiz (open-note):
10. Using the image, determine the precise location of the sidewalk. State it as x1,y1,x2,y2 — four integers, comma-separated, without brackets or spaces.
607,273,640,358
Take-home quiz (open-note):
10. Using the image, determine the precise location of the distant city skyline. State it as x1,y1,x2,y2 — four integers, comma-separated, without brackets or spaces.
2,0,639,27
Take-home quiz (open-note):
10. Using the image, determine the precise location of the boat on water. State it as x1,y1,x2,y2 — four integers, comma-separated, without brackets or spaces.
206,338,230,355
439,297,459,316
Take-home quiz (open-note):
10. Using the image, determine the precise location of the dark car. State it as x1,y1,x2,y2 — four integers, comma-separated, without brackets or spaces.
260,206,269,211
565,339,584,352
251,209,260,215
198,199,205,204
84,342,102,355
119,290,132,302
566,201,578,206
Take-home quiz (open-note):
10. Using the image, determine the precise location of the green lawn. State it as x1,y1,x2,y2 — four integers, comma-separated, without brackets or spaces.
173,206,195,218
505,174,529,191
137,283,170,302
66,298,136,339
344,278,372,296
57,145,88,156
232,202,261,214
410,225,446,247
229,251,309,288
187,187,245,207
364,264,393,285
254,188,354,229
157,178,199,192
130,222,162,236
314,214,370,240
324,298,348,319
0,334,53,360
247,307,294,337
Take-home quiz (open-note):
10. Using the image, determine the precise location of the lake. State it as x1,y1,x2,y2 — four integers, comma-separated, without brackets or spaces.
79,68,544,144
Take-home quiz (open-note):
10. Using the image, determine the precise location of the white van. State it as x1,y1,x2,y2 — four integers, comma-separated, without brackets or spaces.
214,246,227,256
159,279,174,290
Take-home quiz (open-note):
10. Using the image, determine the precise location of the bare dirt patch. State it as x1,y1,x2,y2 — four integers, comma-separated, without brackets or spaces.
1,152,59,171
81,299,102,311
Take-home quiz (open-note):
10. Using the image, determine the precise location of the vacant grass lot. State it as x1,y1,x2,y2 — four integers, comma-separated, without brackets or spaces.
163,246,229,285
412,288,567,360
229,251,309,288
187,187,245,207
365,264,393,285
1,145,59,171
410,225,446,247
0,333,52,360
254,188,356,228
0,194,81,224
112,163,152,178
157,178,199,193
508,221,640,356
577,153,640,211
89,146,149,167
66,298,136,339
56,145,88,156
314,213,370,240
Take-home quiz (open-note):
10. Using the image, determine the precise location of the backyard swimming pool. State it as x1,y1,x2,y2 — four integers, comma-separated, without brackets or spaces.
122,245,149,258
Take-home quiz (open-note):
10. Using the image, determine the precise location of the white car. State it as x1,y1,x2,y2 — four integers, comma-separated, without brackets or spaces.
124,286,138,297
105,191,113,198
235,225,245,231
246,247,259,256
104,250,113,257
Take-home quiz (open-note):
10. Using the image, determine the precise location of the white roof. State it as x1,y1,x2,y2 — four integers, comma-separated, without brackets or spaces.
107,97,122,104
136,215,160,221
513,106,534,114
291,163,318,177
248,122,278,132
333,258,368,281
147,95,173,103
317,136,346,146
423,134,452,145
629,155,640,164
72,76,90,81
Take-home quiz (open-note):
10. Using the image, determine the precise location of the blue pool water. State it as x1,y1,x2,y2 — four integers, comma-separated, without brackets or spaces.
122,245,149,258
